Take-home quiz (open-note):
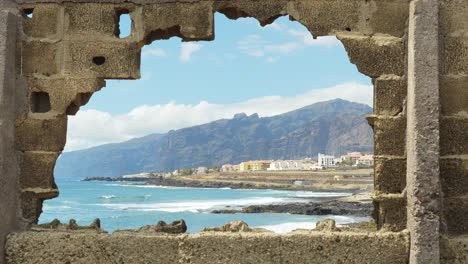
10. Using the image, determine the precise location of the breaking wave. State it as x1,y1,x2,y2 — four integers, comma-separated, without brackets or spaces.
99,196,303,213
98,194,152,201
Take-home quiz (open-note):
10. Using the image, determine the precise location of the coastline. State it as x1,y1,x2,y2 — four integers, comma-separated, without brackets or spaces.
82,175,373,218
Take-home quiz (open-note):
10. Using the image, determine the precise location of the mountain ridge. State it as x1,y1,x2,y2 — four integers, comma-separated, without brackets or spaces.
55,99,373,178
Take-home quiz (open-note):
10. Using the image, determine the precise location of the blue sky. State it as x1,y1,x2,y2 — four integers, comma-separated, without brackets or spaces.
67,14,372,151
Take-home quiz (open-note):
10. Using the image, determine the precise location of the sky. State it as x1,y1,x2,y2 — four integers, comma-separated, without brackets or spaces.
66,13,372,151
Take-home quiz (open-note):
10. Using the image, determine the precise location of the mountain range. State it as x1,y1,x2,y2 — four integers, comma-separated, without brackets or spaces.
55,99,374,178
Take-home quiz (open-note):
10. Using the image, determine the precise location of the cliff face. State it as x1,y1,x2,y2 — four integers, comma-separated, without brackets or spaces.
55,99,373,178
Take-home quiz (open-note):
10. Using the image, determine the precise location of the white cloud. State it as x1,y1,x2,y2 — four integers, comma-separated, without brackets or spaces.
288,29,341,47
237,29,341,61
238,35,299,58
262,22,283,31
265,42,299,54
237,34,267,57
180,42,203,62
65,82,372,151
142,48,168,58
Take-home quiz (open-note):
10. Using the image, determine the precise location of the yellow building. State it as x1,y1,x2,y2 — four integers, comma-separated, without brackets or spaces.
239,161,271,172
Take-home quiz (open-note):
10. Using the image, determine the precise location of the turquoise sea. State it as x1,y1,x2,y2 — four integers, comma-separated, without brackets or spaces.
39,177,370,233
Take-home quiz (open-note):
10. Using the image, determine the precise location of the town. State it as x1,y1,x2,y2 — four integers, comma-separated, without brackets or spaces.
172,152,374,177
115,152,374,180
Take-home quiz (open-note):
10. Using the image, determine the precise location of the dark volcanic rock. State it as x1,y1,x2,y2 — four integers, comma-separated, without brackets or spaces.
115,220,187,234
212,201,373,217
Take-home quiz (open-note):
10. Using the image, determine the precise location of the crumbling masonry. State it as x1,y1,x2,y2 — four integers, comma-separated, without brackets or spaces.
0,0,467,263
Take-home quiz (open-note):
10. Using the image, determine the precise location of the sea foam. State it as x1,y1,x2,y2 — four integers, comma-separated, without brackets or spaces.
99,196,301,213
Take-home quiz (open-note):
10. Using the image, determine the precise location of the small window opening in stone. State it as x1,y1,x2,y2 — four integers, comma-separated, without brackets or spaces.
117,11,132,38
92,56,106,66
30,91,51,113
22,8,34,19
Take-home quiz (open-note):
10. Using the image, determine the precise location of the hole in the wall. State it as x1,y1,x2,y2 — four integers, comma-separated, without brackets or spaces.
345,27,352,32
92,56,106,66
116,10,132,38
41,15,375,234
22,8,34,19
30,91,51,113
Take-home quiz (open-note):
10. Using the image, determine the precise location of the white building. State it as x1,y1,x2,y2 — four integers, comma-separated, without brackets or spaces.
356,155,374,166
318,153,336,168
303,162,322,170
196,167,208,175
268,160,304,171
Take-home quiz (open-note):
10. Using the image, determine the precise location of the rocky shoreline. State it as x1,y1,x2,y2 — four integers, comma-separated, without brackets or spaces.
83,176,364,193
82,176,373,218
211,200,372,217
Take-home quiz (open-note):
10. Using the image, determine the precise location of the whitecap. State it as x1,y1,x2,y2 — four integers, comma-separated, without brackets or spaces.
98,196,302,213
258,222,317,234
99,195,117,199
289,191,353,198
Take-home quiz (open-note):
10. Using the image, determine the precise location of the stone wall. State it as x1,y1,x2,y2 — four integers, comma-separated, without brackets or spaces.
14,0,410,232
6,229,411,264
0,0,466,263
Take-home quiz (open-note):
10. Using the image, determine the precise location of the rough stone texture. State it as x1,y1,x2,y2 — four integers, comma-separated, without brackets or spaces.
5,230,410,264
439,0,468,244
406,1,442,263
1,0,467,263
338,34,405,78
0,6,20,264
439,117,468,156
441,235,468,264
373,117,406,157
374,75,407,117
440,158,468,197
374,157,406,194
373,195,407,231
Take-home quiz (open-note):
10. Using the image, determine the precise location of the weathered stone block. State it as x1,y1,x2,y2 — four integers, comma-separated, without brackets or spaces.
141,1,214,44
444,36,468,75
281,231,409,264
366,0,409,38
215,0,288,26
64,3,124,38
373,197,406,231
6,232,180,264
21,40,60,77
15,115,67,152
444,198,468,235
64,41,140,79
440,158,468,197
288,0,408,37
440,117,468,156
288,0,361,37
440,76,468,116
373,117,406,156
181,233,282,264
374,157,406,194
19,191,48,225
28,78,104,114
440,234,468,264
338,34,405,78
374,76,406,116
19,151,59,190
440,0,468,36
22,4,61,38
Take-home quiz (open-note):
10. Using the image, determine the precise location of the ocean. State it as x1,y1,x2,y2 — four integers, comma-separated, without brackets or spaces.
39,177,370,233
